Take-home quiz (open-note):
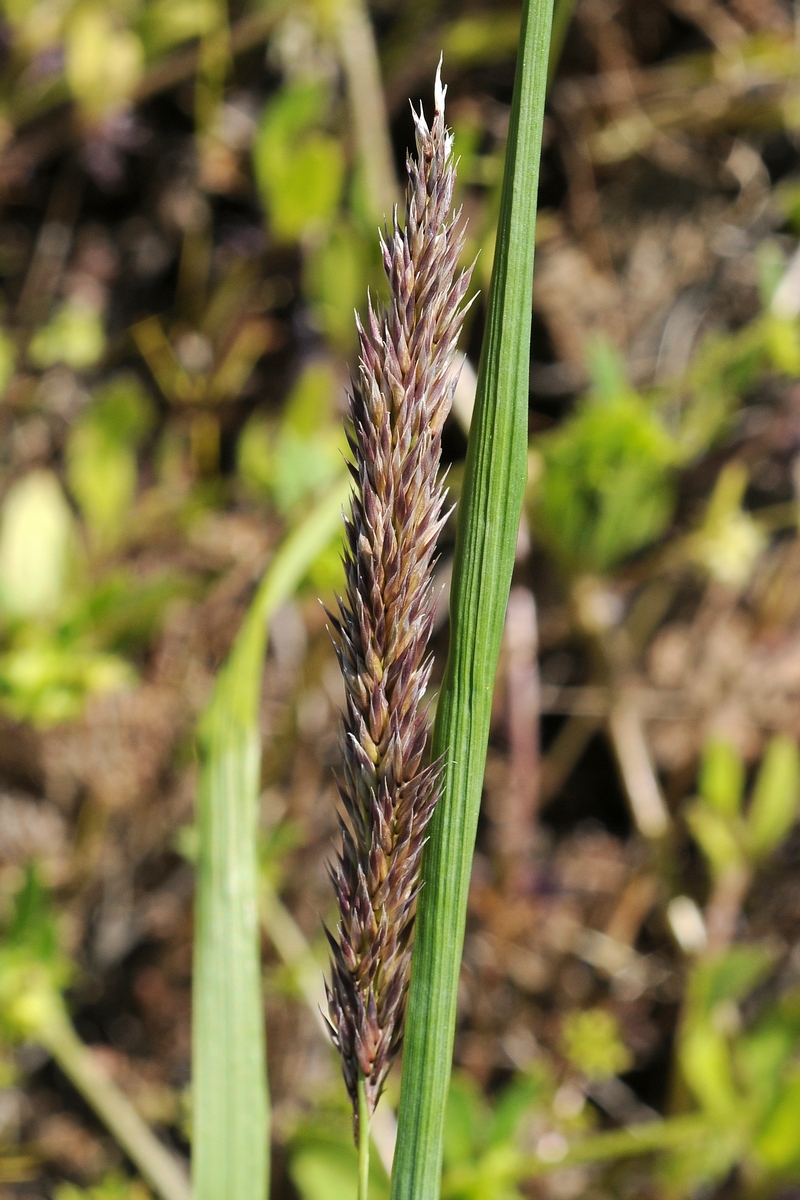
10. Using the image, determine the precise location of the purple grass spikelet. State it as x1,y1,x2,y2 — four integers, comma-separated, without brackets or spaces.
325,63,473,1139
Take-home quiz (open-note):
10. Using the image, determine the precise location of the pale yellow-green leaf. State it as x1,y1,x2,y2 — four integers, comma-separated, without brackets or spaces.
65,6,143,121
561,1008,632,1081
754,1071,800,1170
0,329,16,397
0,641,135,726
28,302,105,370
679,1023,738,1118
305,221,370,349
139,0,222,55
67,423,137,547
699,737,745,818
253,83,345,243
747,734,800,862
0,471,73,618
686,801,744,879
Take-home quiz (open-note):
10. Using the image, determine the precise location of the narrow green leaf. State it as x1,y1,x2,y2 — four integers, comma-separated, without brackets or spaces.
699,737,745,818
747,733,800,862
192,475,350,1200
390,4,553,1197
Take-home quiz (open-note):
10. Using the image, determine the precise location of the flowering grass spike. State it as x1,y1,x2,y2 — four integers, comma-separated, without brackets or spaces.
325,66,472,1139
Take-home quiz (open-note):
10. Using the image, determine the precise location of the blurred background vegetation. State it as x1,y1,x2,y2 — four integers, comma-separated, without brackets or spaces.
3,0,800,1196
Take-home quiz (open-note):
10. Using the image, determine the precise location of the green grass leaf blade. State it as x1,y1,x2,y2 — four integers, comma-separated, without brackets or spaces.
192,474,351,1200
390,3,553,1196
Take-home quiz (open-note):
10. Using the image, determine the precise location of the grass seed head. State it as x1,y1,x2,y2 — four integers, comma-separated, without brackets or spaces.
325,64,473,1138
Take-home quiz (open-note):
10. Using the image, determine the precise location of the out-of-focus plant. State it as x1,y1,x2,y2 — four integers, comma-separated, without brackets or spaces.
64,5,144,124
0,441,196,724
287,1096,390,1200
28,300,106,371
253,81,345,244
251,63,384,350
0,869,189,1200
662,735,800,1189
54,1174,151,1200
531,274,800,582
132,260,276,477
667,945,800,1190
132,295,273,410
438,1070,558,1200
193,475,349,1200
0,471,74,620
0,469,135,724
238,360,346,516
0,329,16,397
687,733,800,892
561,1007,632,1081
138,0,223,57
531,340,677,576
66,374,155,549
687,462,766,590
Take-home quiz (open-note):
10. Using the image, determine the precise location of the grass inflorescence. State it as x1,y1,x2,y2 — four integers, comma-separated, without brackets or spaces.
325,66,472,1139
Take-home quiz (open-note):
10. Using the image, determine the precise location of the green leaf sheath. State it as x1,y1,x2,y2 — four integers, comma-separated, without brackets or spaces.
390,4,553,1197
192,476,351,1200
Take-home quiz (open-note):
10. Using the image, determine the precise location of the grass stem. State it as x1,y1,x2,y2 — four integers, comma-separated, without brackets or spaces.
336,0,400,217
358,1075,370,1200
390,3,553,1196
259,878,397,1176
41,1008,191,1200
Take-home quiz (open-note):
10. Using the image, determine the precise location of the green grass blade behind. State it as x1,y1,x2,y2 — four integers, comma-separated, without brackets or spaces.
390,3,554,1196
192,475,351,1200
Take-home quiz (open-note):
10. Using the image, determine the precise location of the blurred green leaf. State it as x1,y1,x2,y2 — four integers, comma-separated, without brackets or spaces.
0,636,136,725
67,427,138,548
290,1133,390,1200
679,1023,738,1118
756,240,786,307
66,375,154,547
253,82,345,242
138,0,222,55
532,390,675,574
677,318,780,459
443,1073,486,1168
686,800,744,878
0,328,16,396
238,361,346,515
561,1008,632,1080
699,737,745,818
54,1170,151,1200
193,477,350,1200
679,947,778,1121
28,301,105,370
60,569,193,654
585,335,632,405
755,1070,800,1170
0,470,73,618
65,5,143,121
487,1072,549,1148
0,866,71,1042
305,218,371,349
764,314,800,375
689,946,775,1017
747,734,800,862
442,14,521,65
689,462,765,589
91,374,154,442
736,1000,800,1116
